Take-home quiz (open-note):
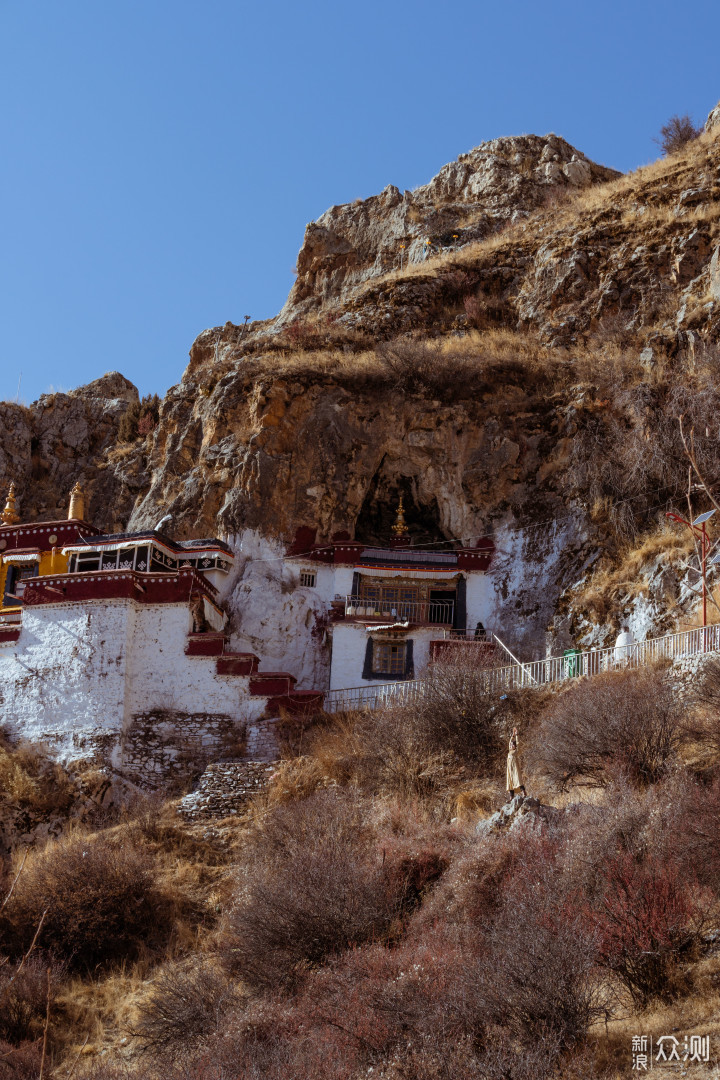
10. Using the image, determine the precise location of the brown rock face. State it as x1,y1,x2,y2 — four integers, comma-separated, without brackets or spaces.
129,363,569,542
280,134,619,324
0,372,140,528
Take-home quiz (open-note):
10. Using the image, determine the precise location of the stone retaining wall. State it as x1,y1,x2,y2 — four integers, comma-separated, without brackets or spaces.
177,760,277,819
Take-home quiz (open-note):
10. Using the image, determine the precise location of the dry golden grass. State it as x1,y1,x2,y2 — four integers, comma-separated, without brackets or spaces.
574,528,696,625
452,779,505,820
0,734,78,818
339,125,720,312
585,951,720,1079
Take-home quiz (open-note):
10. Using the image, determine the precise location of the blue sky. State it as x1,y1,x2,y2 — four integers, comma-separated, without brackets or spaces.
1,0,719,405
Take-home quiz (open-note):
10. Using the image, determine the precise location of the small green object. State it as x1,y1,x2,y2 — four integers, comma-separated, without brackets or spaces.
563,648,581,677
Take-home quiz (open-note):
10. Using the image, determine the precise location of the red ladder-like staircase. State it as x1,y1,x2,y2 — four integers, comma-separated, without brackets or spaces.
185,632,324,715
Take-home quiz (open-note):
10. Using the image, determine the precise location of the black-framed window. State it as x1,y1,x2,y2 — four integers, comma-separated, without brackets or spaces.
362,637,414,681
373,640,406,674
3,562,39,605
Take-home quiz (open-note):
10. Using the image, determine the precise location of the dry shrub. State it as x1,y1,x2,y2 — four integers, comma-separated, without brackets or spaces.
414,833,519,931
666,774,720,891
134,958,238,1061
310,667,529,808
0,954,65,1046
692,657,720,756
585,854,709,1006
0,730,77,818
656,113,702,155
373,336,540,397
529,668,687,790
375,338,457,391
0,1040,44,1080
410,657,507,766
219,791,411,991
311,709,466,803
480,893,606,1051
1,832,172,971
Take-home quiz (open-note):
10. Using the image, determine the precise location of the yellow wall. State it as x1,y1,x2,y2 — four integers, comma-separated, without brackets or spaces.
0,549,69,611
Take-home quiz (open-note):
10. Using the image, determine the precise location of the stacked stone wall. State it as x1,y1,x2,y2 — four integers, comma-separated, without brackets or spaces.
122,710,247,787
177,761,277,819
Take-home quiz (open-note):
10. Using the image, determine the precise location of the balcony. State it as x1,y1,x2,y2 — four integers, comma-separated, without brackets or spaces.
343,595,454,626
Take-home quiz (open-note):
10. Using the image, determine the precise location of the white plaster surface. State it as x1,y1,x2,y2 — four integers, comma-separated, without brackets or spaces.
0,599,266,767
485,516,590,658
224,530,331,690
330,622,441,690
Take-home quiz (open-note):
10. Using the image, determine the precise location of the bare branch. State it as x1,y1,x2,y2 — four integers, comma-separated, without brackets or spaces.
0,847,29,914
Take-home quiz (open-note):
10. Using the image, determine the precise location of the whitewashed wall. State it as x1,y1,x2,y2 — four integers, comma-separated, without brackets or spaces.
224,529,331,690
0,599,265,771
329,623,440,691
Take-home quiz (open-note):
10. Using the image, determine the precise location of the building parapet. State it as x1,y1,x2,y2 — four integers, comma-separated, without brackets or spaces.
20,566,222,614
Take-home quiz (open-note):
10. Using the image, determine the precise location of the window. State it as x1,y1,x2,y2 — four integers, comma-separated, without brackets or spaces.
77,553,101,572
373,640,406,675
3,563,39,605
300,571,316,588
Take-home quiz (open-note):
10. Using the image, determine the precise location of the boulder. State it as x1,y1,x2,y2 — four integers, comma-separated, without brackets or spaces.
705,101,720,133
475,794,560,837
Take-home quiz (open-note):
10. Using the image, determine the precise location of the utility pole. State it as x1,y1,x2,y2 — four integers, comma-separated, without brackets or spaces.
666,508,715,634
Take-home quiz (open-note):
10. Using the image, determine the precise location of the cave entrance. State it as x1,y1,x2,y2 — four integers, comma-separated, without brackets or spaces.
354,473,448,547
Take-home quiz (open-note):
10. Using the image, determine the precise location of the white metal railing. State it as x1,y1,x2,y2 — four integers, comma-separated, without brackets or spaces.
324,623,720,713
344,595,454,625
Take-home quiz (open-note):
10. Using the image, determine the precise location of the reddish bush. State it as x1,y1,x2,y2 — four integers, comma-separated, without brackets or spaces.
668,775,720,890
0,954,64,1045
586,854,708,1005
0,1040,44,1080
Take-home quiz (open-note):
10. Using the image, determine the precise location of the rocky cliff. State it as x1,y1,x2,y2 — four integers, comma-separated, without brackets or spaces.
279,134,619,324
0,372,141,527
3,105,720,655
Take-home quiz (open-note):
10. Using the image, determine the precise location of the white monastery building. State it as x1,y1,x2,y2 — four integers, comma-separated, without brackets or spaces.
0,484,495,781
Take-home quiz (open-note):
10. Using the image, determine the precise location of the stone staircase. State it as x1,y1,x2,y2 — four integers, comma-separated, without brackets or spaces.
185,631,324,716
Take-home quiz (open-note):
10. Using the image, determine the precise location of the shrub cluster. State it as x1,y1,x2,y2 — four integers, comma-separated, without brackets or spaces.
0,833,172,971
118,393,161,442
528,668,686,789
656,113,702,155
218,791,446,992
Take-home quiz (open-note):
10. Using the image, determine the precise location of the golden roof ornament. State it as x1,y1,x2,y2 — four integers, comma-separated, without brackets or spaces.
68,481,85,522
391,495,408,537
1,482,20,526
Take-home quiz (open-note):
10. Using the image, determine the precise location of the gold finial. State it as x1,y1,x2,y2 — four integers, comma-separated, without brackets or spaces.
68,481,85,521
391,495,408,537
1,482,20,526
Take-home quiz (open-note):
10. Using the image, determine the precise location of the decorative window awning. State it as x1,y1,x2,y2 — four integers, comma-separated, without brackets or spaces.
62,538,177,558
353,567,459,581
2,550,40,564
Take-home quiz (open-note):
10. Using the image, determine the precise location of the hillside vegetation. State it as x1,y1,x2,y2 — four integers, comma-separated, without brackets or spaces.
4,658,720,1077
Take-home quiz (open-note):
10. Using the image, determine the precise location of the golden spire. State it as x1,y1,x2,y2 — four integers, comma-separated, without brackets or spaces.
1,482,20,526
391,495,408,537
68,481,85,521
